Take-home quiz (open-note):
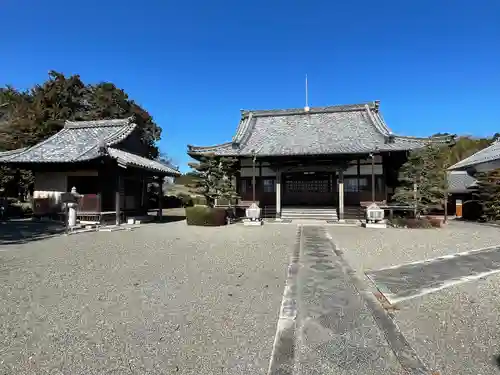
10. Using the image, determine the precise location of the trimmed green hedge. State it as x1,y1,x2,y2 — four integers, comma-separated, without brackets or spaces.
389,217,434,229
185,206,227,226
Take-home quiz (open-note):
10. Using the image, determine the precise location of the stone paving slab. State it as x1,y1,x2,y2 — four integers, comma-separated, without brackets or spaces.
366,245,500,303
295,226,408,375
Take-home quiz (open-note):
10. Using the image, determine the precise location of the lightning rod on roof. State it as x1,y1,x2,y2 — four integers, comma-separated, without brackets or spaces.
304,74,310,112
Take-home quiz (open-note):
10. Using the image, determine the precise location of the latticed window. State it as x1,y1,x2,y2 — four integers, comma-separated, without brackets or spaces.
240,179,253,194
263,179,276,193
344,177,369,192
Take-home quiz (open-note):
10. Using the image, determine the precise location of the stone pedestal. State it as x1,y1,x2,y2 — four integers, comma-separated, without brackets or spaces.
362,220,387,229
243,219,264,226
67,203,78,227
244,202,263,226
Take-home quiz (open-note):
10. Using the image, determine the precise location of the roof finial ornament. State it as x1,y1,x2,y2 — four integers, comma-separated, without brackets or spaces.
304,74,310,112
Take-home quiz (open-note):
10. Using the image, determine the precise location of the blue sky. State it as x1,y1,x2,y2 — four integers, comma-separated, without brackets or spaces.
1,1,499,172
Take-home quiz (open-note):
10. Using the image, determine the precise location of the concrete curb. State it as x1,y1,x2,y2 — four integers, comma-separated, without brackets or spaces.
267,226,301,375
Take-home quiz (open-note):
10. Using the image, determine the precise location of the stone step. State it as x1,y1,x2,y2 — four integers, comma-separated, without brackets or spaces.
281,215,338,221
281,209,338,221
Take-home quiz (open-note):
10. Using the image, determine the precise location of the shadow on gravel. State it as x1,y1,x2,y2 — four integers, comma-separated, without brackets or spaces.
0,220,65,245
152,215,186,223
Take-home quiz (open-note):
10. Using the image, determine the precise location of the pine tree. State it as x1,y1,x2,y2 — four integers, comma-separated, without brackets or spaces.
393,144,448,216
474,169,500,221
187,154,239,207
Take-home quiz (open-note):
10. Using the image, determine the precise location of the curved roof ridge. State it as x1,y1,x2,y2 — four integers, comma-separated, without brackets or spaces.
0,128,72,161
372,111,393,135
448,140,500,170
187,142,234,152
364,104,390,137
393,134,452,142
241,102,376,117
232,112,253,144
0,147,29,160
74,122,137,161
107,147,181,176
64,117,134,129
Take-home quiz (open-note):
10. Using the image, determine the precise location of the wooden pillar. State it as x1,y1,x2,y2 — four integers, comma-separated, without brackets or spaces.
157,176,163,220
115,172,122,226
140,175,147,212
371,154,376,202
357,158,361,200
382,154,388,202
338,169,344,221
276,168,281,218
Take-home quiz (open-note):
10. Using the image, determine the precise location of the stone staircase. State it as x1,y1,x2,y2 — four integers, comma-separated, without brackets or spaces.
280,207,339,221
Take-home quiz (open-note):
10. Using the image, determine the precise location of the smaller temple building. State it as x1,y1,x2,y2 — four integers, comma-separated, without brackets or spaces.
188,101,451,219
0,117,180,224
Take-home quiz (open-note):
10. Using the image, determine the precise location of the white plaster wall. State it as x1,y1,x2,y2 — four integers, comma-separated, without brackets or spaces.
34,170,98,203
33,172,67,203
240,166,276,177
344,164,383,176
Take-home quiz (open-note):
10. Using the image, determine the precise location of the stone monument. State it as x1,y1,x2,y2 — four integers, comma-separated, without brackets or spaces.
363,202,387,229
243,202,263,226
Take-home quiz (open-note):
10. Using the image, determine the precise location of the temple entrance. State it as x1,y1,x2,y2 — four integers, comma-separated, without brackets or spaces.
282,171,336,206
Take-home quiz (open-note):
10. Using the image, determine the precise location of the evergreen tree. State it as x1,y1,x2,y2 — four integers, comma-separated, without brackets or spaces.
393,144,449,216
188,154,239,207
474,169,500,221
0,71,165,197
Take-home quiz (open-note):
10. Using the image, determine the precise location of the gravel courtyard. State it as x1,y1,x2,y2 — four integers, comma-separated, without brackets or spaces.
328,221,500,375
0,221,297,375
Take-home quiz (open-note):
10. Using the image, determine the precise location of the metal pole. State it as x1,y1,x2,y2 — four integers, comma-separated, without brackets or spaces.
444,193,448,223
413,182,417,218
252,154,256,203
65,203,69,235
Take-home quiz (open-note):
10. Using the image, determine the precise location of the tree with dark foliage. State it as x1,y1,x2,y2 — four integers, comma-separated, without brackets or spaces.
474,169,500,222
187,154,239,207
0,71,163,198
393,144,449,216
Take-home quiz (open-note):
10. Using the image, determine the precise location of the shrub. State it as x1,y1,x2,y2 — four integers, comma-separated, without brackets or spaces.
389,217,434,229
192,196,207,206
163,195,183,208
177,193,194,207
426,216,445,228
462,200,483,221
185,206,227,226
2,200,33,218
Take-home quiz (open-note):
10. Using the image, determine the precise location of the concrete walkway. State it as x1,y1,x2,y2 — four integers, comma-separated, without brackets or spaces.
269,225,433,375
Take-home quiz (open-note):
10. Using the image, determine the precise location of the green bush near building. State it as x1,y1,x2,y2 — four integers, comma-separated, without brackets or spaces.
185,206,227,226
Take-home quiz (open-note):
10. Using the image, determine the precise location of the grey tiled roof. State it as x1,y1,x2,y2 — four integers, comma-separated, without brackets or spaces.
188,101,451,157
0,118,136,163
448,140,500,170
107,148,180,176
0,118,180,176
447,171,477,193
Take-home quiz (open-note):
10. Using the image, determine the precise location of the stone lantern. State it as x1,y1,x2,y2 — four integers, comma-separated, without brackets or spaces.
363,202,387,228
61,187,82,228
244,202,263,226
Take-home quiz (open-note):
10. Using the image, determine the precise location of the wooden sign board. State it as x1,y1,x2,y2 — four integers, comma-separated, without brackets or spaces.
61,192,78,204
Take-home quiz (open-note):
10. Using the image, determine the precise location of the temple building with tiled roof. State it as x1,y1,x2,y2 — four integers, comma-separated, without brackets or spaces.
0,117,180,224
188,101,452,220
448,139,500,172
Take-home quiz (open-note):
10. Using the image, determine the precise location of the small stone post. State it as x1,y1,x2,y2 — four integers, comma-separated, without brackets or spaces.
157,176,163,221
68,187,80,228
338,170,344,222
